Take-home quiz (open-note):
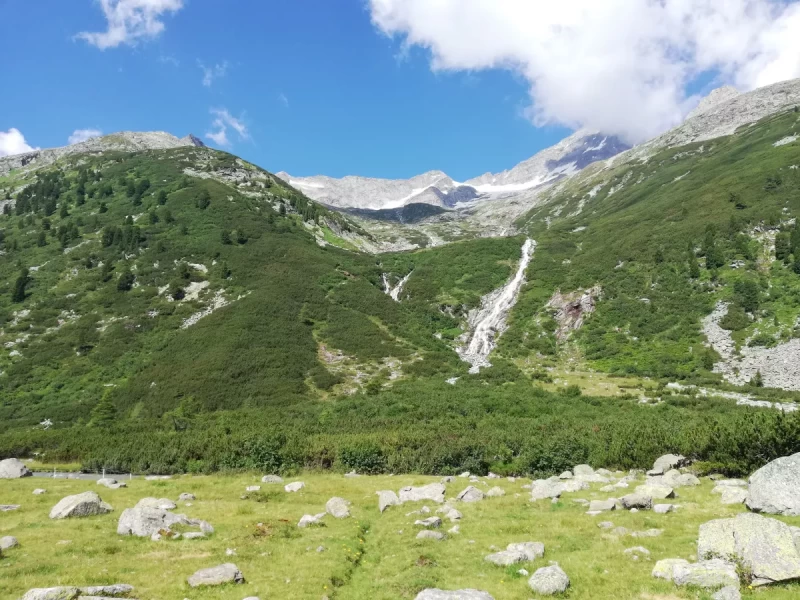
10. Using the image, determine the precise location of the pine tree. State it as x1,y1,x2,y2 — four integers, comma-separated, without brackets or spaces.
90,392,117,427
752,370,764,388
157,190,168,205
11,268,30,303
688,252,700,278
36,231,47,247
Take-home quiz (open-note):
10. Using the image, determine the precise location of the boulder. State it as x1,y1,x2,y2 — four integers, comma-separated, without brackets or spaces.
712,587,742,600
635,484,675,499
414,590,494,600
399,483,446,504
620,493,652,510
588,499,617,512
486,487,505,497
49,492,112,519
630,529,663,538
652,454,689,474
33,488,47,495
672,559,739,588
508,542,545,560
377,490,401,513
441,508,462,522
261,474,284,483
529,479,566,500
178,493,196,501
135,497,176,510
298,513,326,528
0,504,20,511
652,558,689,581
560,479,590,492
528,565,570,595
284,481,305,493
80,584,134,596
712,479,748,492
96,478,126,489
662,470,700,487
21,588,81,600
623,546,650,560
720,487,748,505
485,542,543,566
457,486,484,503
1,535,19,550
416,530,445,540
187,563,244,587
654,504,675,514
415,517,442,529
0,457,32,479
573,465,595,477
117,506,189,537
697,513,800,586
559,471,573,479
746,452,800,516
183,532,206,540
326,496,351,518
245,485,261,492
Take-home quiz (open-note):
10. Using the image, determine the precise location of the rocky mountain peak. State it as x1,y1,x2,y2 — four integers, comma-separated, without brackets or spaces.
687,85,742,120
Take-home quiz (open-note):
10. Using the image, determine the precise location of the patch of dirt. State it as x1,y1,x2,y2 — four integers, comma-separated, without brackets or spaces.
546,285,602,340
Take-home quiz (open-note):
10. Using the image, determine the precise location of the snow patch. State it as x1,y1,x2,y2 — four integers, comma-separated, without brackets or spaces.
774,135,798,147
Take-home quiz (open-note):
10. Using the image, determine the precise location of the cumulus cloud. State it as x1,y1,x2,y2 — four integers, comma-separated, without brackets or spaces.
77,0,185,50
205,108,250,148
68,129,103,145
0,128,38,157
369,0,800,142
199,60,229,87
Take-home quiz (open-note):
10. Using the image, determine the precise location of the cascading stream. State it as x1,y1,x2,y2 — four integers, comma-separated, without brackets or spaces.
382,271,413,302
458,238,536,372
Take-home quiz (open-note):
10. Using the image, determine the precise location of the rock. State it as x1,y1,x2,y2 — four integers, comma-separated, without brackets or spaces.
96,478,127,489
33,488,47,495
635,484,675,499
448,525,460,534
117,506,189,537
672,559,739,588
611,526,629,537
653,454,689,473
457,486,484,503
459,472,471,478
620,493,652,510
416,530,445,541
508,542,545,560
441,476,455,483
1,535,19,550
399,483,446,504
344,470,360,478
598,521,614,529
377,490,401,512
49,492,112,519
559,471,573,479
654,503,675,513
298,513,326,528
560,479,590,492
712,587,742,600
720,487,748,505
415,517,442,529
588,499,617,512
144,475,171,481
573,464,595,477
528,565,570,595
485,550,527,566
183,532,206,540
487,472,500,479
246,485,261,492
187,563,244,587
285,481,305,493
529,480,563,500
135,497,177,510
485,542,544,566
712,479,748,490
80,584,134,596
325,497,351,518
261,475,283,483
662,470,700,487
630,529,663,538
698,513,800,586
485,486,505,497
746,452,800,516
178,493,195,501
413,590,494,600
624,546,650,559
599,485,616,493
652,558,689,581
0,457,32,479
21,588,81,600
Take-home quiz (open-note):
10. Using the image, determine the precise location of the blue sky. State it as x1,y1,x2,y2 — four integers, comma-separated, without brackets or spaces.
0,0,570,181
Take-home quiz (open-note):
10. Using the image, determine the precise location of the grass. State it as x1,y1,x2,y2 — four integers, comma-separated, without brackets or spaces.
2,471,799,599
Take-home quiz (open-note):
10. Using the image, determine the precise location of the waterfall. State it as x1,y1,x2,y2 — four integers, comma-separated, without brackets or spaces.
458,238,536,372
382,271,413,302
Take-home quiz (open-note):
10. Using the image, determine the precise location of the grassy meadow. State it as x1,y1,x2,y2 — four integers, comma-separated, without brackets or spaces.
2,470,800,599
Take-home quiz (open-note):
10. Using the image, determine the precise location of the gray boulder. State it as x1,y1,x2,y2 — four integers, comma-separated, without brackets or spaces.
416,530,445,540
80,584,134,596
0,504,20,511
746,452,800,516
178,493,196,501
485,542,544,566
652,454,689,474
21,588,80,600
712,587,742,600
117,506,189,537
399,483,446,504
33,488,47,495
652,558,689,580
635,484,675,499
559,471,573,479
49,492,112,519
662,470,700,487
528,565,570,595
326,497,351,518
135,497,176,510
1,535,19,550
97,478,126,489
698,512,800,586
654,504,675,514
457,486,484,503
573,464,595,477
298,513,326,528
187,563,244,587
672,559,739,588
620,493,652,510
284,481,305,493
377,490,401,512
415,517,442,529
261,474,283,483
720,487,748,505
0,457,32,479
507,542,545,560
589,499,617,512
414,590,494,600
486,487,505,497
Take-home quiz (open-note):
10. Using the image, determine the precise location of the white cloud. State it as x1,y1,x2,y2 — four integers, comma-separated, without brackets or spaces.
199,60,229,87
68,129,103,145
205,108,250,148
159,54,180,67
0,128,38,157
77,0,185,50
369,0,800,142
278,93,289,108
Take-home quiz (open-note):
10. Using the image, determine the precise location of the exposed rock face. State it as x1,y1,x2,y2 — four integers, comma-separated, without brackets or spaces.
546,286,602,340
187,563,244,587
414,590,494,600
697,513,800,586
0,457,32,478
528,565,570,595
399,483,446,504
49,492,112,519
746,452,800,516
377,490,401,512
